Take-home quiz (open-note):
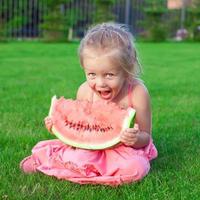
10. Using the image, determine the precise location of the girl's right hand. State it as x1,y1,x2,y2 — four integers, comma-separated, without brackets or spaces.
44,116,53,134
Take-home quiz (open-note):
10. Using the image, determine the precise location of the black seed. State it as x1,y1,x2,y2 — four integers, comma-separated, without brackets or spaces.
65,121,69,126
92,125,96,130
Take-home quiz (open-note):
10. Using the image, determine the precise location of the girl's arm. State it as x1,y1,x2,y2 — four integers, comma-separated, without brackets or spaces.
121,82,151,148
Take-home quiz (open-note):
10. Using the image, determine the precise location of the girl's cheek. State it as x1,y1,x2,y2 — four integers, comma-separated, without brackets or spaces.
87,80,95,89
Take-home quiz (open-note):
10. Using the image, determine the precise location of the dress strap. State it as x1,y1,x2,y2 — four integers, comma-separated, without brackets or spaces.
128,83,133,107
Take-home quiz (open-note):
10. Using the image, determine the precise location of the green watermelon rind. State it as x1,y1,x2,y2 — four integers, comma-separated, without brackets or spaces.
48,95,57,116
49,95,136,150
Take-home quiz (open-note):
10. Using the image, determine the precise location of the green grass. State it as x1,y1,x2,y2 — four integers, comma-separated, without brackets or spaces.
1,41,200,200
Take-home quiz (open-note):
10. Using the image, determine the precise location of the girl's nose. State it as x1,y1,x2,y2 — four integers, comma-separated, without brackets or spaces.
96,77,106,87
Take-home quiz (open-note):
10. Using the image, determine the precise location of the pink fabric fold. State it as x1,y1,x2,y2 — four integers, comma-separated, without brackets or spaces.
22,139,157,186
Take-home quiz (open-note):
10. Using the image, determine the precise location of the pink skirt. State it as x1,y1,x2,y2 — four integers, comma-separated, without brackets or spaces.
21,139,157,186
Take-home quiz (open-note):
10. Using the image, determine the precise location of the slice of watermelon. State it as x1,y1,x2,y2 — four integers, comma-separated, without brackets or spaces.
49,95,136,150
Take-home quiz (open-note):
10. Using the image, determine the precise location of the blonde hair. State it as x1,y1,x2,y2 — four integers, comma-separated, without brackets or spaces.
78,23,142,77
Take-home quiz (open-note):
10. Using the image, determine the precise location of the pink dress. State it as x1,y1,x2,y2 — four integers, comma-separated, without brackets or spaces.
20,85,157,186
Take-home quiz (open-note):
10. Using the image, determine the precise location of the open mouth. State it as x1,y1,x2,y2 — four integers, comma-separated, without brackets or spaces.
98,90,112,100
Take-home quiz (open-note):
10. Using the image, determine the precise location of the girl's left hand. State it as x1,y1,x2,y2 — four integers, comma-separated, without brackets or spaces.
120,124,140,147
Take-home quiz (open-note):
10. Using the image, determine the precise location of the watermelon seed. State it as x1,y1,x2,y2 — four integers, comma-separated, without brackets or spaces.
73,122,77,129
64,119,113,132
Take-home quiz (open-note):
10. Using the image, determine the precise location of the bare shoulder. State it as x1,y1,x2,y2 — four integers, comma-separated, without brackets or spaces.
76,81,92,100
131,79,151,108
130,79,152,133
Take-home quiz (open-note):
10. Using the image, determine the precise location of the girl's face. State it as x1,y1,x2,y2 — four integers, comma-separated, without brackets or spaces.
82,49,128,101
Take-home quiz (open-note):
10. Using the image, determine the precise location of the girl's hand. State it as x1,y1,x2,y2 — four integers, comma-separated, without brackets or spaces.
44,116,53,134
120,124,140,147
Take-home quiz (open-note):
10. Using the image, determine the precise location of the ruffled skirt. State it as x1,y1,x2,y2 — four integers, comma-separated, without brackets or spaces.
21,139,157,186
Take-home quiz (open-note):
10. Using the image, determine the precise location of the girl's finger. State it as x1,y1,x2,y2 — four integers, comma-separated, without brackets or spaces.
134,123,139,130
120,135,136,143
124,130,137,137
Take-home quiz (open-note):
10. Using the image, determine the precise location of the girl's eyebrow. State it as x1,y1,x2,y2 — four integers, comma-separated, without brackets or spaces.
85,70,117,74
84,66,118,71
83,67,92,71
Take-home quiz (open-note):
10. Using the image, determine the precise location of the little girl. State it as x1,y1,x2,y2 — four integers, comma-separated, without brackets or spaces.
20,23,157,186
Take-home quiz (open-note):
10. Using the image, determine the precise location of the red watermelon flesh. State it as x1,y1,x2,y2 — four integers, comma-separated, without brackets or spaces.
49,96,136,150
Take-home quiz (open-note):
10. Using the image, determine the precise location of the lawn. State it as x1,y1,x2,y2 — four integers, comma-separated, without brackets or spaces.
0,42,200,200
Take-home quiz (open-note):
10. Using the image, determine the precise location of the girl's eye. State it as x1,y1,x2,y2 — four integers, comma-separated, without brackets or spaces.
105,73,114,78
87,73,96,78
